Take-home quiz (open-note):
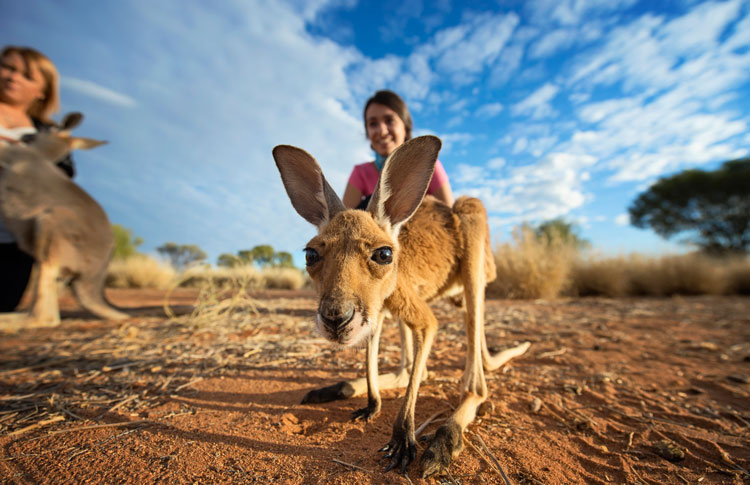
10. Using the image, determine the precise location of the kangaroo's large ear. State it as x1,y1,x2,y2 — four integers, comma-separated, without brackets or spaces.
367,135,441,232
273,145,346,230
68,136,107,150
60,112,84,132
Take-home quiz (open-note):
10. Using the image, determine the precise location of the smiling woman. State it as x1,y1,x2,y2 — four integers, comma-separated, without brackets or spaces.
342,90,454,210
0,45,74,312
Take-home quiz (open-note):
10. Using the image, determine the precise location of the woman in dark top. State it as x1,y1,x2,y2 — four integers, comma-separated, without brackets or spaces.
0,45,74,311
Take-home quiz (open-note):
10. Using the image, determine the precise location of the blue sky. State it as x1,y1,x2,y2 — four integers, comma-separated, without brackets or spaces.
4,0,749,266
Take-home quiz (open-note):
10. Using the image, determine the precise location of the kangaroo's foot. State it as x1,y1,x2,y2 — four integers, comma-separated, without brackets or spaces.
0,312,59,332
0,313,30,333
380,425,417,474
301,381,356,404
352,399,381,422
419,421,464,478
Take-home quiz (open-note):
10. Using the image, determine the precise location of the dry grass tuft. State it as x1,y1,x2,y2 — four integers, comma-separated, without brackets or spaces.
106,255,177,289
170,270,263,329
568,256,629,297
488,224,748,299
627,253,727,296
262,267,309,290
107,260,309,291
724,257,750,295
487,227,576,299
177,265,308,291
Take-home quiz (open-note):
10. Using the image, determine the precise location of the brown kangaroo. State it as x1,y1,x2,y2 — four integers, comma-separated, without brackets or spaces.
273,135,530,477
0,113,128,331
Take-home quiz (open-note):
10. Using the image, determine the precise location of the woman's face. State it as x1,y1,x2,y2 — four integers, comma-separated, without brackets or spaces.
0,51,45,109
366,103,406,157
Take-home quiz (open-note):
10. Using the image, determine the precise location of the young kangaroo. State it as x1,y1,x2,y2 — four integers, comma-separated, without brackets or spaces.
0,113,128,331
273,135,530,477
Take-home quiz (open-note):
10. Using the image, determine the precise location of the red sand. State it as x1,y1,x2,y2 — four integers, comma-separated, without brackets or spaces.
1,290,748,484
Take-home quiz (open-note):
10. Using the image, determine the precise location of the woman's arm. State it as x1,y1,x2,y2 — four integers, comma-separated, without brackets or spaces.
432,182,454,207
342,183,364,209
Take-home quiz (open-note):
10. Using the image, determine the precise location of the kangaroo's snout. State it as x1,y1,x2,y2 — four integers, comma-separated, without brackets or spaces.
318,298,355,332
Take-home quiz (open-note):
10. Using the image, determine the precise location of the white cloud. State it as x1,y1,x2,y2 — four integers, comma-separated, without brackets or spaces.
460,152,596,223
430,12,520,85
526,0,638,26
489,44,524,86
487,157,506,169
558,1,750,182
529,28,578,58
511,83,560,119
476,102,504,118
430,132,475,154
615,214,630,226
61,77,137,107
455,164,485,184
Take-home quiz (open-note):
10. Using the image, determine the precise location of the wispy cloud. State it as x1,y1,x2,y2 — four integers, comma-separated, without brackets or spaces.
511,83,560,119
61,77,137,108
476,102,504,118
459,152,596,223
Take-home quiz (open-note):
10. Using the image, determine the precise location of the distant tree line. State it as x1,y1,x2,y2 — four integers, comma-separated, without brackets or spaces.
217,245,295,269
110,226,297,270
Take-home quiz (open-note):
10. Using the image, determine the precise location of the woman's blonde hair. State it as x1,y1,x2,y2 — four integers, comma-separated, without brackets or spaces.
1,46,60,123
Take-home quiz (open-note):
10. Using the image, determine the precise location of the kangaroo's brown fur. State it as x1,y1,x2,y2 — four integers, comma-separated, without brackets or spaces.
0,113,128,331
273,136,530,477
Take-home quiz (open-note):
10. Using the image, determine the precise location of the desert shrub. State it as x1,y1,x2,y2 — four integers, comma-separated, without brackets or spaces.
106,255,177,289
625,253,727,296
568,256,629,297
261,267,308,290
178,265,264,289
724,256,750,295
176,265,308,290
653,254,725,296
487,226,576,299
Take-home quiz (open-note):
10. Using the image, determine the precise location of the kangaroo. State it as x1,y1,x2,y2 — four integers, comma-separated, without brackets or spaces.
0,113,128,331
273,135,530,477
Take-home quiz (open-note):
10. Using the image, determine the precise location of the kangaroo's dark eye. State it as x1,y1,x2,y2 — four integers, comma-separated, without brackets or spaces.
371,247,393,265
304,248,320,266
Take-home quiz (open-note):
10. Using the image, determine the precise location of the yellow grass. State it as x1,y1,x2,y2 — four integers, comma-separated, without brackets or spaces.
489,225,748,299
177,264,308,291
568,255,629,297
487,227,576,299
725,257,750,295
106,255,177,289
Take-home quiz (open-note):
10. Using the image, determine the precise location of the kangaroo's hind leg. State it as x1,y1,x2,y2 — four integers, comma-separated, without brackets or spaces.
71,268,128,320
420,197,530,478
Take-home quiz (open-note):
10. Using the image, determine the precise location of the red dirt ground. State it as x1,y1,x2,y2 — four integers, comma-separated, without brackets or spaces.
1,290,749,484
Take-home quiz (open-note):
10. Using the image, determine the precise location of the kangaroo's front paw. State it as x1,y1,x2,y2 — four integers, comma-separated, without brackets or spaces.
301,381,355,404
352,400,381,422
380,428,417,474
419,422,463,478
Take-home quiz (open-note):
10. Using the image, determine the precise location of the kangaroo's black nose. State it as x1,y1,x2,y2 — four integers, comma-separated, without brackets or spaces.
319,301,355,331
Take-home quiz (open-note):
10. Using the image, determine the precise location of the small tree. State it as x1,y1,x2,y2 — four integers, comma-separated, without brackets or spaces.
529,218,590,250
217,253,241,268
273,251,295,268
629,158,750,255
250,245,275,267
111,224,143,260
157,242,207,271
237,250,254,265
